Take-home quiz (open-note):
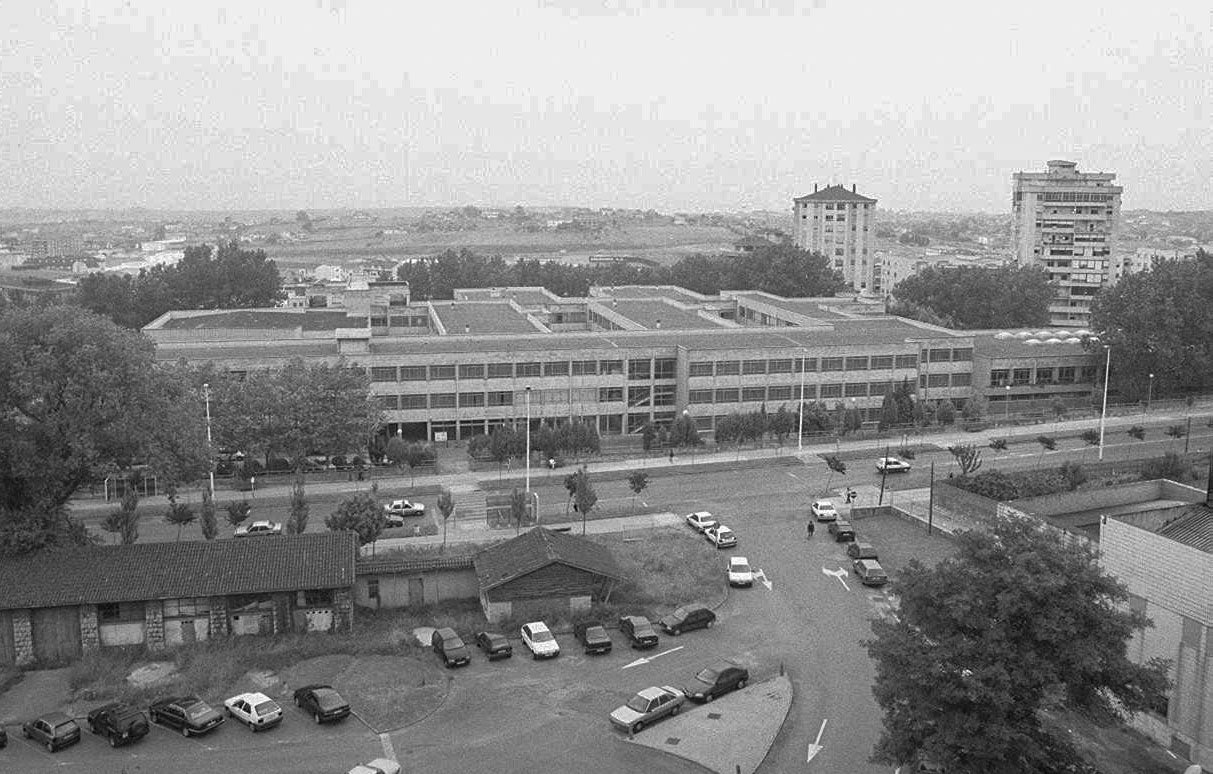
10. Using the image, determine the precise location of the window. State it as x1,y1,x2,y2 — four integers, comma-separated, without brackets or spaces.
487,391,513,407
870,355,894,370
689,389,714,404
628,359,652,380
543,361,569,377
742,359,767,375
302,589,333,606
599,359,623,375
742,386,766,402
378,395,399,410
715,388,739,402
653,385,675,406
769,359,793,374
401,394,427,409
715,360,740,375
516,362,541,378
370,366,397,382
990,369,1010,386
653,358,677,380
950,373,972,387
927,374,949,387
458,364,485,379
164,598,209,617
820,383,842,398
430,365,456,380
99,601,144,623
689,361,714,377
487,362,513,379
599,387,623,402
798,357,818,372
821,357,844,371
401,365,427,381
845,356,869,371
430,393,456,408
627,386,651,406
951,348,973,361
1012,368,1031,385
1058,367,1076,384
894,354,918,368
1079,366,1097,383
844,383,868,397
1036,367,1055,383
929,348,951,363
768,385,793,401
571,360,598,376
367,580,379,600
458,392,484,407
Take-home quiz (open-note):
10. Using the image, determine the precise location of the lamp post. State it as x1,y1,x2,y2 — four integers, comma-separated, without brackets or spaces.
1004,383,1011,420
524,386,532,520
1146,373,1154,413
797,353,806,452
202,383,215,497
1098,345,1111,460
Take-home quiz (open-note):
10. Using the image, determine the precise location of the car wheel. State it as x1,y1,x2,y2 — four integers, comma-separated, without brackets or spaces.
248,720,256,732
532,651,538,660
47,740,55,753
89,720,97,734
738,678,747,689
294,695,301,707
109,734,119,748
704,692,714,703
670,704,680,716
22,728,30,739
224,707,232,717
314,712,322,724
670,628,680,636
181,725,191,738
706,619,714,628
632,721,644,733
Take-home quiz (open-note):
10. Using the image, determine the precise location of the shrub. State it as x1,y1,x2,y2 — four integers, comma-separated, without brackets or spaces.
332,455,348,468
267,457,291,472
1058,461,1088,491
1141,452,1194,482
989,438,1008,451
1127,426,1146,441
897,447,917,460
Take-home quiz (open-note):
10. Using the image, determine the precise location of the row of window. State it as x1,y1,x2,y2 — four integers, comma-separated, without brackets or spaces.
370,358,678,383
687,353,923,377
989,366,1097,387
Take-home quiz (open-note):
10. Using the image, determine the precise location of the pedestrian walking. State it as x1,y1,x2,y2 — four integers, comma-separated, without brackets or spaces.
668,448,675,463
806,520,815,539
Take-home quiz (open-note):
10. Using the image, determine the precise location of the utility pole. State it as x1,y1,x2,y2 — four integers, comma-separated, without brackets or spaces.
1097,345,1111,461
525,386,532,522
797,353,806,452
878,444,889,506
203,383,215,498
927,461,935,535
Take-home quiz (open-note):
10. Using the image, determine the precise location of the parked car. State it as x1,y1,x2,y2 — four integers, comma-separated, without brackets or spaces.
727,556,753,587
829,519,856,542
659,604,716,636
348,759,402,774
684,511,717,532
810,499,839,521
704,525,737,549
876,456,912,473
384,499,426,518
22,712,80,752
292,684,351,724
853,558,890,587
684,659,750,702
234,519,282,537
474,630,513,660
148,696,225,737
431,627,472,667
846,542,879,560
609,686,685,734
573,620,613,654
520,621,560,659
618,615,659,649
0,724,6,748
223,692,283,732
87,702,150,747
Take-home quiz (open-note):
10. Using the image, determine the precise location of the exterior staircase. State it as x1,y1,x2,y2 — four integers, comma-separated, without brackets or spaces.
448,483,488,530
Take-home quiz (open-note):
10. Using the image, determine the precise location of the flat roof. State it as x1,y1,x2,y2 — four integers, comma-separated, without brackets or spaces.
592,285,706,303
603,298,726,330
158,310,359,331
454,287,556,306
429,301,539,335
972,331,1094,359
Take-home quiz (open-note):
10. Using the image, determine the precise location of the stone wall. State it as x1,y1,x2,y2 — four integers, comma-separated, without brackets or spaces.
208,597,229,638
12,609,33,667
144,602,165,651
79,606,99,652
333,588,354,633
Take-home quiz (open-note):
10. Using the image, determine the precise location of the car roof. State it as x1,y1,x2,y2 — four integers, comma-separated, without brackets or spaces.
729,556,749,564
856,559,885,570
813,499,834,506
622,614,649,623
689,511,712,517
232,691,272,703
39,711,73,723
524,621,550,632
636,686,670,700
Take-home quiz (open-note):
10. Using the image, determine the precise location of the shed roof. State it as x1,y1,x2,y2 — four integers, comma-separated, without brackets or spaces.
356,553,476,574
473,527,624,591
0,532,357,610
1158,505,1213,554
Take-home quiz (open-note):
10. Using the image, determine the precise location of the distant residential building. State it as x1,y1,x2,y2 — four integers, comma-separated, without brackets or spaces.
28,234,84,261
1012,160,1122,327
792,184,877,293
1115,246,1199,281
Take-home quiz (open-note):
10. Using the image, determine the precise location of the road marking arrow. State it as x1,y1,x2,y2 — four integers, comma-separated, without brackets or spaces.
807,718,827,763
754,569,773,590
821,566,850,591
621,645,684,670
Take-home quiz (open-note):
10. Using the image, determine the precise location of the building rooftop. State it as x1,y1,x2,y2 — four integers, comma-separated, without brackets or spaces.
157,309,359,331
454,287,557,307
473,527,623,591
600,298,727,330
590,285,708,304
972,330,1094,359
793,184,877,204
429,301,541,335
1157,504,1213,554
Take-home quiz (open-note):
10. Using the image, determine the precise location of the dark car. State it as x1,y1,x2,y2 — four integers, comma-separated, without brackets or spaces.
0,724,7,748
22,712,81,753
87,702,150,747
474,631,513,660
853,558,890,587
618,615,659,649
829,519,856,542
431,627,471,667
684,659,750,702
659,604,716,636
573,620,612,654
293,684,351,724
148,696,225,737
846,542,878,560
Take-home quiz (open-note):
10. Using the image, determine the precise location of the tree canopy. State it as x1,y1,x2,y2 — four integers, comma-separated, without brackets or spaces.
77,240,284,329
891,265,1052,329
865,515,1169,773
1089,250,1213,400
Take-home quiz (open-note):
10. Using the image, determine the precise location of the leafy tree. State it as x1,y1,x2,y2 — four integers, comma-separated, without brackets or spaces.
1126,425,1145,441
198,489,218,541
325,492,385,547
988,438,1008,451
403,442,436,487
384,436,409,470
437,490,455,553
101,490,141,545
878,390,901,431
641,423,657,452
225,500,252,529
768,406,796,444
1050,398,1068,424
892,378,916,425
573,466,598,536
1141,452,1194,482
823,454,847,490
163,494,196,542
1058,461,1088,491
891,265,1052,329
627,470,649,512
960,397,983,423
1035,435,1056,466
935,399,956,426
948,444,982,476
668,413,702,448
1079,429,1101,447
509,488,528,535
287,475,309,535
798,401,834,435
865,515,1169,773
1165,425,1187,446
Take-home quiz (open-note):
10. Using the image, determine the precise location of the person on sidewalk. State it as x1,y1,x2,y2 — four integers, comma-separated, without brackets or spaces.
806,521,815,539
668,448,674,463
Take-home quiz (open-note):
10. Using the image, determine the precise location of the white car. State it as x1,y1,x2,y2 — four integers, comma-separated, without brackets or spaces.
348,760,402,774
727,556,754,587
223,692,282,731
810,499,839,521
384,499,426,518
704,525,737,549
520,621,560,659
233,520,282,538
609,686,685,734
876,456,912,473
685,511,717,533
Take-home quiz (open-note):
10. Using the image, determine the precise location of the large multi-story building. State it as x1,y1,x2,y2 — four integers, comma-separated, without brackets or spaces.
1012,160,1123,327
143,285,1098,444
792,184,878,294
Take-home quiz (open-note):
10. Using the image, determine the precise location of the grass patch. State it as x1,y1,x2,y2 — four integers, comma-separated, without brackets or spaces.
602,528,723,612
0,665,23,696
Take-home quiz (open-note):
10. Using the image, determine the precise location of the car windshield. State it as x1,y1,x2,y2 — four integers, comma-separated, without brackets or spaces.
695,667,720,682
531,629,553,642
315,690,345,709
185,703,214,720
626,696,651,713
669,608,688,621
253,700,279,716
53,721,76,732
733,562,750,572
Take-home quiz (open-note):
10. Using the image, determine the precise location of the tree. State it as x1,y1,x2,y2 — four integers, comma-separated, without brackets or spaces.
668,413,702,448
641,423,657,453
325,493,385,547
509,488,528,535
437,490,455,553
878,390,901,431
948,444,982,476
1079,429,1101,448
199,489,218,541
988,438,1008,451
935,399,956,426
865,514,1169,773
1050,398,1068,425
960,397,983,423
101,490,141,545
891,265,1052,329
823,454,847,490
287,475,309,535
1035,435,1056,466
1165,424,1187,447
163,494,196,542
573,466,598,536
627,470,649,512
1126,425,1146,441
403,443,436,488
225,500,252,530
768,406,796,444
384,436,409,471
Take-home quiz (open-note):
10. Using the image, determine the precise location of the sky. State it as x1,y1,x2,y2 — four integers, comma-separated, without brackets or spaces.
2,1,1211,213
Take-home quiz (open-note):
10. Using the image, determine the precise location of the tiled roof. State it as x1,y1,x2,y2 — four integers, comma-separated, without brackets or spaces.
0,532,357,610
473,527,624,591
1158,505,1213,554
793,185,877,203
356,553,476,574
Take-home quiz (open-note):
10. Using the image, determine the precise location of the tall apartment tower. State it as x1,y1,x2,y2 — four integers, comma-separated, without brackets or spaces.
793,184,877,293
1012,160,1122,327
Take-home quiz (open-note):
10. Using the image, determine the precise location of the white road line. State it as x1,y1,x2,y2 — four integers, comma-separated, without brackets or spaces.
807,717,827,763
379,731,396,760
621,645,685,669
821,566,850,591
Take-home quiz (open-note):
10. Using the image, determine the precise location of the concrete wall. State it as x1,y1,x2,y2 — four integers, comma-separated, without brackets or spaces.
930,481,1001,523
1015,480,1204,519
355,568,480,609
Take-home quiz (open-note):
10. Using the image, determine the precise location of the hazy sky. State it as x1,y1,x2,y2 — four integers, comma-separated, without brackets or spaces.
3,1,1211,212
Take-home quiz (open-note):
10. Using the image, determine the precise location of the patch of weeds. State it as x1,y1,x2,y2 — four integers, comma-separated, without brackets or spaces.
0,665,23,696
68,648,143,701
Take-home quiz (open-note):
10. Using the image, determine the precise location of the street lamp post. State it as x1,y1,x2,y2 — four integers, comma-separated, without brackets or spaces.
202,383,215,497
1004,383,1011,421
797,354,806,452
524,386,532,521
1098,345,1112,460
1146,373,1155,413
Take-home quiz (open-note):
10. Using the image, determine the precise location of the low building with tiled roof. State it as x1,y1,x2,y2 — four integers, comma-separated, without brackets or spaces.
0,532,356,667
354,551,479,609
